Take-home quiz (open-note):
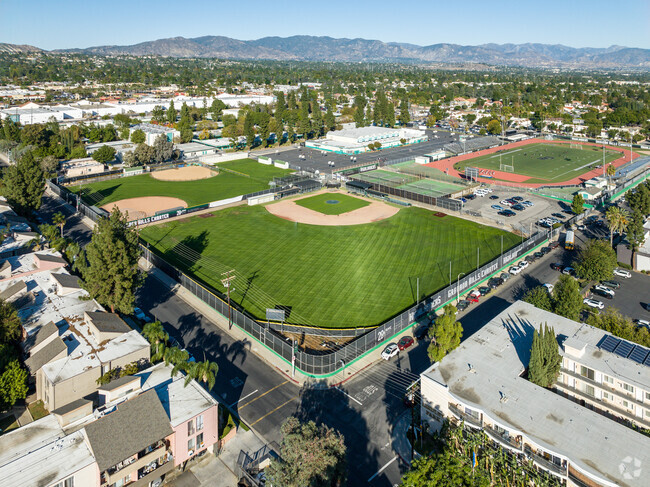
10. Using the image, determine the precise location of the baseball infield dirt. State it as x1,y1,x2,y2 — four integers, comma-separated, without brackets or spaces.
102,196,188,220
266,191,400,226
150,166,217,181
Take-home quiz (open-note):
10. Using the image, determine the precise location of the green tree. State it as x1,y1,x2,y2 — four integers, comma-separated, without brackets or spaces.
552,275,582,321
152,105,165,124
427,305,463,362
0,360,28,409
522,286,553,311
167,100,177,124
400,450,474,487
606,206,629,246
91,145,116,164
210,99,227,120
164,346,190,377
574,239,617,281
486,119,501,135
152,135,174,163
627,209,646,263
130,129,145,144
398,98,410,125
185,360,218,390
267,416,347,487
81,208,142,313
626,185,650,216
52,211,66,238
40,155,59,175
0,300,22,344
528,324,561,388
70,145,87,159
587,307,650,348
142,321,168,362
1,152,44,216
571,193,585,215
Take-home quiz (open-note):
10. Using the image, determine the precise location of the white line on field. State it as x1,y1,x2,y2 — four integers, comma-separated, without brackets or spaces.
228,389,259,408
335,387,363,406
368,455,399,482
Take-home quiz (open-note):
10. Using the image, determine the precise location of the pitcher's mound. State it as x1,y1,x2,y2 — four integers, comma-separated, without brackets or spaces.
151,166,217,181
102,197,188,219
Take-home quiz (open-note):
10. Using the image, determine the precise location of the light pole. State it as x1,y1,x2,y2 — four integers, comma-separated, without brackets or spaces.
221,270,236,329
456,272,465,304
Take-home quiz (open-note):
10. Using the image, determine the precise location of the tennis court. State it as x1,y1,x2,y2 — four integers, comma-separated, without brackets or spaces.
355,168,464,198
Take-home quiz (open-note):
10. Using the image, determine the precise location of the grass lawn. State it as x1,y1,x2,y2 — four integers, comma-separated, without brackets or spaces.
141,205,519,328
28,400,49,421
0,415,18,435
70,159,293,208
454,143,621,183
295,193,370,215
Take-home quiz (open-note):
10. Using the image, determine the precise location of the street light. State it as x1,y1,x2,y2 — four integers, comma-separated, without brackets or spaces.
456,272,465,304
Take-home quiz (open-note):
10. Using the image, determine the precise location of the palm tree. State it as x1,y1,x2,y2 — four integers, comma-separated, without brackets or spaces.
164,347,189,376
142,321,169,362
185,360,219,390
52,212,66,238
606,206,629,246
606,163,616,183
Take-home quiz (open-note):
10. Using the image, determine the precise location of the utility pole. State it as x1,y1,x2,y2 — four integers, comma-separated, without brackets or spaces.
221,270,236,329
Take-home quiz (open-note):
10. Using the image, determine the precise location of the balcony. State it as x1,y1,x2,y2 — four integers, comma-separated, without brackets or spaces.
484,424,522,452
103,443,171,486
561,367,646,410
525,446,567,477
132,458,174,487
448,403,482,428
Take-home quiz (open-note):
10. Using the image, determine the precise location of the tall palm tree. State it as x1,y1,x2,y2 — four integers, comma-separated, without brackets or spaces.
164,347,189,376
606,163,616,183
606,206,629,246
52,212,66,238
185,360,219,390
142,321,168,362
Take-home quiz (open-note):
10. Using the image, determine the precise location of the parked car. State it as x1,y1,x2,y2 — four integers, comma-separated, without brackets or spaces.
562,266,575,276
534,251,544,259
634,319,650,329
509,266,522,275
551,263,563,271
466,194,476,200
456,299,471,311
518,260,529,270
478,286,491,296
134,307,153,323
551,213,566,219
512,196,524,201
489,195,499,200
601,280,620,289
594,284,615,297
512,204,525,211
543,283,554,293
593,287,614,299
381,343,399,360
500,272,510,281
583,298,604,310
499,210,516,217
522,201,534,207
488,277,503,288
549,241,561,249
613,268,632,278
414,325,429,340
491,204,504,211
398,336,414,350
466,295,480,303
541,246,551,254
469,289,481,298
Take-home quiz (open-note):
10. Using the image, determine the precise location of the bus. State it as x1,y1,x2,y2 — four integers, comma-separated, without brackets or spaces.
565,230,575,251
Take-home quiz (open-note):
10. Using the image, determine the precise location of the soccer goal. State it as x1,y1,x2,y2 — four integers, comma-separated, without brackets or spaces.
500,164,515,173
570,143,582,150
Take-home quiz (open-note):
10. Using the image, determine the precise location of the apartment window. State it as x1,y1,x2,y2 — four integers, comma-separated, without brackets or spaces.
584,385,595,397
603,375,614,385
188,437,195,453
52,478,74,487
196,432,204,449
622,383,634,394
645,409,650,418
622,400,630,409
645,392,650,402
579,366,594,381
603,392,611,401
196,415,204,431
188,418,195,436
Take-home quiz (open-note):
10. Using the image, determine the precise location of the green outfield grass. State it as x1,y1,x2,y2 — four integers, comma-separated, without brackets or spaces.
70,159,293,208
141,205,519,328
294,193,370,215
454,143,621,183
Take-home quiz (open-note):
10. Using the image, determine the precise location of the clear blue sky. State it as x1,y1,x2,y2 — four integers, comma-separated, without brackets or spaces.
2,0,649,50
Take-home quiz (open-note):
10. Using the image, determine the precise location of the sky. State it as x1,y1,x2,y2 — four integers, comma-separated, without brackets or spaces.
1,0,649,51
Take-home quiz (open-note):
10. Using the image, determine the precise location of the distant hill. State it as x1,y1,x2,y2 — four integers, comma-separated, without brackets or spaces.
6,36,650,69
0,43,43,54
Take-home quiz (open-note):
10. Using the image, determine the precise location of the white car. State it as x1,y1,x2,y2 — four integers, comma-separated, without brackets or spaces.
583,298,604,310
500,200,512,206
594,285,615,297
381,343,399,360
613,268,631,278
543,283,554,293
509,266,522,275
518,260,529,270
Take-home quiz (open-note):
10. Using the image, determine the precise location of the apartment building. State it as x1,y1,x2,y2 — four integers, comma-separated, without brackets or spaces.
420,300,650,487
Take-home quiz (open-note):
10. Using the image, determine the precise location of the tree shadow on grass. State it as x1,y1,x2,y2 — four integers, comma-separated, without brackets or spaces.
164,230,210,272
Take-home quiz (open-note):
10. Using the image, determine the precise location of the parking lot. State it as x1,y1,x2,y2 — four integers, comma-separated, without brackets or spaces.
461,187,568,234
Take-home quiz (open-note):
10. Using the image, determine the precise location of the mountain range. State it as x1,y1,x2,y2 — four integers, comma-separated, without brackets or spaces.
2,36,649,69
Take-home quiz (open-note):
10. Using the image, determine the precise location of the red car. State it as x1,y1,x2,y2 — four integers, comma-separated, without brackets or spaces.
466,295,479,303
398,336,414,351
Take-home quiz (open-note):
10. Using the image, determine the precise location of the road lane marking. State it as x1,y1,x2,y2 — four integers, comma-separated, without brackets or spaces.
228,389,259,409
335,387,363,406
368,455,399,482
249,395,300,426
237,380,289,410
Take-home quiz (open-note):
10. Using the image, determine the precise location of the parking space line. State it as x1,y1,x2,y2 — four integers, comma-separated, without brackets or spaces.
249,395,300,427
368,455,399,482
228,389,259,409
237,380,288,410
335,386,363,406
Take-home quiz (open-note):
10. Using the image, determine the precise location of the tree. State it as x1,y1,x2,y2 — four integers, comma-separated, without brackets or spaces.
0,360,28,409
152,135,174,163
142,321,168,362
587,307,650,348
427,305,463,362
70,145,87,159
606,163,616,182
552,275,582,321
528,324,561,388
626,185,650,216
0,300,22,344
1,152,44,216
267,416,347,487
574,239,617,281
164,347,190,377
486,119,501,135
627,209,646,263
185,360,218,390
210,99,227,120
523,286,553,311
571,193,585,215
40,155,59,175
91,145,116,164
606,206,629,246
398,98,410,125
81,208,142,313
167,100,177,124
400,450,474,487
152,105,165,124
130,129,145,144
52,212,66,238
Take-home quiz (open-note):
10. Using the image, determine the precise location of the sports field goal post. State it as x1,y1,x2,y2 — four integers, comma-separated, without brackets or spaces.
500,164,515,173
570,143,582,150
464,167,479,182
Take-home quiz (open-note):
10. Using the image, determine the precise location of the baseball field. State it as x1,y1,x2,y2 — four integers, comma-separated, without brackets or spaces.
454,142,621,184
141,202,520,328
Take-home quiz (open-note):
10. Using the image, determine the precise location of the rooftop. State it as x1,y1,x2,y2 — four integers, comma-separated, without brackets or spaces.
422,300,650,487
86,311,131,335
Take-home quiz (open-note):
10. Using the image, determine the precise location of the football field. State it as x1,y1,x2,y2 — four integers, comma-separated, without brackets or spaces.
454,143,620,183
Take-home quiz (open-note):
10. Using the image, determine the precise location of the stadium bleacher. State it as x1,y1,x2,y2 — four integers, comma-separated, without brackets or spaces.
443,136,501,155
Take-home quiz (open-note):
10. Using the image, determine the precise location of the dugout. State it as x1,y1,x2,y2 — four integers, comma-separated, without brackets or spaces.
345,180,372,195
293,179,321,193
277,187,301,198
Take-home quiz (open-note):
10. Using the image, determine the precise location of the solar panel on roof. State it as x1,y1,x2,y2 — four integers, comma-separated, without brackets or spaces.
614,340,634,358
629,346,649,364
644,353,650,367
600,335,620,353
